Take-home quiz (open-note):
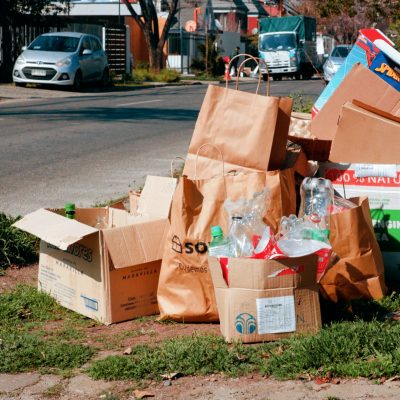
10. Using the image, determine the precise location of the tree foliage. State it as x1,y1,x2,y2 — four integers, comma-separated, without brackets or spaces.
0,0,70,82
314,0,400,43
122,0,179,72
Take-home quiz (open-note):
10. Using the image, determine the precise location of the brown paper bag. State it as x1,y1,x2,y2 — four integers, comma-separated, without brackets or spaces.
157,169,296,322
183,84,292,178
320,197,387,302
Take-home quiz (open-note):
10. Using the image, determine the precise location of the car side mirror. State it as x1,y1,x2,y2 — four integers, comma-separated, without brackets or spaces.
22,46,27,51
323,53,329,58
82,49,92,55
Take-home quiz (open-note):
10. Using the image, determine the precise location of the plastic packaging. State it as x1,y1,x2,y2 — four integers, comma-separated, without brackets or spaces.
65,203,75,219
330,196,357,214
223,188,270,257
299,177,333,240
228,216,254,257
208,226,233,257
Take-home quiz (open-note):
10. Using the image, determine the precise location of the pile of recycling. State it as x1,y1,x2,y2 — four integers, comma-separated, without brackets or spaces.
14,28,400,343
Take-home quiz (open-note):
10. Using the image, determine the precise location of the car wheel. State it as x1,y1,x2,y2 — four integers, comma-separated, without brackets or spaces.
73,70,83,91
262,74,269,82
100,68,110,88
15,82,26,87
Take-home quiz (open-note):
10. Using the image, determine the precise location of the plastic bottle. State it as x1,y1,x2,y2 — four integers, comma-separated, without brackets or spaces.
228,216,254,257
65,203,75,219
208,226,232,257
299,178,333,240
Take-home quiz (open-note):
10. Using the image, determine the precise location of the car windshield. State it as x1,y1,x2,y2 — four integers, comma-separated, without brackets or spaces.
28,35,80,52
331,46,350,58
260,33,297,51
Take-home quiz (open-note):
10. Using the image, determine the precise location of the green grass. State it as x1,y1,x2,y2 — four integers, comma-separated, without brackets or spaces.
0,285,96,374
0,330,94,373
0,212,39,270
118,68,180,84
87,334,257,381
0,284,67,327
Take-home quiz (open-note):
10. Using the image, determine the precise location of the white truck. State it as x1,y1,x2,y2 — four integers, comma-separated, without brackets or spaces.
258,15,319,81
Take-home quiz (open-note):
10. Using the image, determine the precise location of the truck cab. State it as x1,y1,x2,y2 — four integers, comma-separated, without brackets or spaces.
258,16,318,81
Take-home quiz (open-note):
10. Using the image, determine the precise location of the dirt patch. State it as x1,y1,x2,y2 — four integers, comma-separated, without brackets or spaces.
0,264,38,293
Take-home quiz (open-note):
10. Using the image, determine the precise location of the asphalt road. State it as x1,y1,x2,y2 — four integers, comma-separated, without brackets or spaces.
0,78,325,216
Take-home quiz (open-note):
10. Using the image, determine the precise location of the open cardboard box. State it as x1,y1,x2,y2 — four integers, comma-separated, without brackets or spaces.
13,176,177,324
290,63,400,162
209,255,321,343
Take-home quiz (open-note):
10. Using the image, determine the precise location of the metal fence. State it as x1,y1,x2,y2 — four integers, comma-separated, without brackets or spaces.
167,31,206,74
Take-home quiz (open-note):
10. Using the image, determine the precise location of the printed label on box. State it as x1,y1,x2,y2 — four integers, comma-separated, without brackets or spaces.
354,164,397,178
256,295,296,334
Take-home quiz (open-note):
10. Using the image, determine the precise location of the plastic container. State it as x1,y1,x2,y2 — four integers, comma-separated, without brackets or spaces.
228,216,254,257
299,177,333,234
65,203,75,219
208,226,232,257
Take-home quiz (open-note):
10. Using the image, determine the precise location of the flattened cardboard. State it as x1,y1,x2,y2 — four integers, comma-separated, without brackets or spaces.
209,256,321,343
137,175,177,218
307,64,400,161
329,101,400,164
13,176,176,324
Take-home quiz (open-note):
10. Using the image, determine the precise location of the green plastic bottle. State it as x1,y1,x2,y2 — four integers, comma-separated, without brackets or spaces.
209,225,232,257
65,203,76,219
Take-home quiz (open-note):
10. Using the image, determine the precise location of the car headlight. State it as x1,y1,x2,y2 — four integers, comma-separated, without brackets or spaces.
326,60,335,70
15,56,25,65
290,56,296,67
56,57,72,67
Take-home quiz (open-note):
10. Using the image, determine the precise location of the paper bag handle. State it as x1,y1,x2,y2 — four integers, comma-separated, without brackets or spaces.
227,53,270,96
194,143,225,180
170,156,185,178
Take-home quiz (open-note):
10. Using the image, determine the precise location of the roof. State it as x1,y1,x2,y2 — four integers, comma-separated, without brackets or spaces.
42,32,85,38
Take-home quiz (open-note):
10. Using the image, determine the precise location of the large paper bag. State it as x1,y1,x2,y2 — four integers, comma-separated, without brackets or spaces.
157,169,296,322
320,197,387,302
183,84,292,178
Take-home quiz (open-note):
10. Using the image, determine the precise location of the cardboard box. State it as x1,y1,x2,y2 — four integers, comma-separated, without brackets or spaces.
13,176,177,324
329,101,400,164
301,64,400,161
209,256,321,343
320,163,400,284
312,28,395,116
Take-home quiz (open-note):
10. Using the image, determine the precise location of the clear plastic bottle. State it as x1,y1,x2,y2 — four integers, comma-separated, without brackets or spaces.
208,226,232,257
299,178,333,240
228,216,254,257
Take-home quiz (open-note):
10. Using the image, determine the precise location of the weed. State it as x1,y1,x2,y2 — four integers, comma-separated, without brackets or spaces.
99,392,120,400
0,330,95,373
289,91,314,113
0,212,39,270
43,382,64,397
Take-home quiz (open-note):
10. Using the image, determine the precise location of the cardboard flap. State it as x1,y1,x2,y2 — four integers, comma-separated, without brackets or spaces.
103,218,169,269
311,64,400,142
330,101,400,164
137,176,177,218
208,257,229,289
227,255,318,289
13,208,97,250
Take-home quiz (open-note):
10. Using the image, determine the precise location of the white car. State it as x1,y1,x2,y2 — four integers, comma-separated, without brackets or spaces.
323,44,352,82
13,32,109,90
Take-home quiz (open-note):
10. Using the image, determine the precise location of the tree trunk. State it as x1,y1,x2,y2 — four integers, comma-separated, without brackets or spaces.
0,24,13,83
